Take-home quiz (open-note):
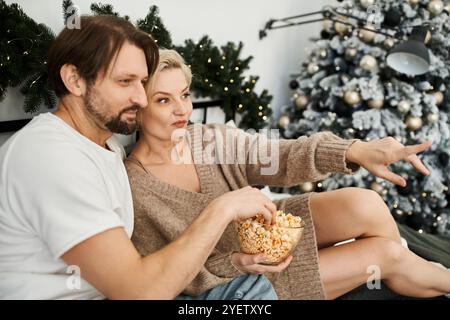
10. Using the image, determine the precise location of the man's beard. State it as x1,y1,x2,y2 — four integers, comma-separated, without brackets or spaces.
84,86,140,135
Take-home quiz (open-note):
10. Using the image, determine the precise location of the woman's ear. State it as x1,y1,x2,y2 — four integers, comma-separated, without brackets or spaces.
60,64,86,97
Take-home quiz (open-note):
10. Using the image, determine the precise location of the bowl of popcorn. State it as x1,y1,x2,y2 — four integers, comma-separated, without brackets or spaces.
235,210,304,265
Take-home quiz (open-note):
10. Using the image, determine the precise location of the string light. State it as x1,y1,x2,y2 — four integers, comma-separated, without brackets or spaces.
204,79,209,83
220,65,224,69
258,106,263,110
229,79,234,83
224,87,228,91
245,88,250,93
207,58,211,63
258,112,263,116
263,116,267,120
235,67,239,71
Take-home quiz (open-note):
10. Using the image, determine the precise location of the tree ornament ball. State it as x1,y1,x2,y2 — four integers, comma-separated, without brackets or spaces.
368,99,384,109
360,0,375,9
360,55,378,72
409,0,420,5
299,182,315,193
438,152,449,166
406,116,423,131
397,100,411,113
358,26,376,43
427,113,439,123
344,90,361,106
428,0,444,16
289,79,299,90
295,94,309,109
345,47,358,60
384,38,395,50
334,21,350,35
307,62,320,75
278,116,290,128
432,91,444,105
318,48,328,59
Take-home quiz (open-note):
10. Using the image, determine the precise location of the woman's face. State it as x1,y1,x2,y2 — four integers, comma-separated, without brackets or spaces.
139,68,192,141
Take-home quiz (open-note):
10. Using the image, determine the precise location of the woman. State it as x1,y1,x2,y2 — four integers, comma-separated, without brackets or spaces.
125,49,450,299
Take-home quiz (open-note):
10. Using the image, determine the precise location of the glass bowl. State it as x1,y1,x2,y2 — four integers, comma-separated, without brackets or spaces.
235,217,305,265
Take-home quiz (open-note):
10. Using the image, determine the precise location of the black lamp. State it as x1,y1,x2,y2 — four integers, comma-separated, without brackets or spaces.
259,6,431,76
386,26,430,76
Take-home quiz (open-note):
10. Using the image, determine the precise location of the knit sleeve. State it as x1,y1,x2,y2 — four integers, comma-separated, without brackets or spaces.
206,124,360,187
204,249,244,278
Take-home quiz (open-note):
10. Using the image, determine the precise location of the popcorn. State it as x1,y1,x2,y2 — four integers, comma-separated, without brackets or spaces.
235,210,304,264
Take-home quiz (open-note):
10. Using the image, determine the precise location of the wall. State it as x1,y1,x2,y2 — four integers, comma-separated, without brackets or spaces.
0,0,335,146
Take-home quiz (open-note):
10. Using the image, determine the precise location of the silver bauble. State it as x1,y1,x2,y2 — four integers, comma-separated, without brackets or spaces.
345,47,358,60
428,0,444,16
360,55,378,72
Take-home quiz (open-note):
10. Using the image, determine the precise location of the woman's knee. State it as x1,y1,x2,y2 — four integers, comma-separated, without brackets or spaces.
370,237,405,275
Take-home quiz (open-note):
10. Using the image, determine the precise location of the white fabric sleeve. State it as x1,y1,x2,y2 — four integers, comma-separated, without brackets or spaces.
9,141,125,260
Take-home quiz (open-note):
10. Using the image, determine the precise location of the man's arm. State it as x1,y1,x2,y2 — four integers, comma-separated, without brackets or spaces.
62,186,276,299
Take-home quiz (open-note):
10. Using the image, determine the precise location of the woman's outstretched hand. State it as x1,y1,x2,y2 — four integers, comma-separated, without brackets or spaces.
231,252,293,274
346,137,432,187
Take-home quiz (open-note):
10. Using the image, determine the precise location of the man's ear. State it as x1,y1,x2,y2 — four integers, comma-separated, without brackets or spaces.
60,64,86,96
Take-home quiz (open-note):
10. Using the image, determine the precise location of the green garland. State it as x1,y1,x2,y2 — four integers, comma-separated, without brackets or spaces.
0,0,272,129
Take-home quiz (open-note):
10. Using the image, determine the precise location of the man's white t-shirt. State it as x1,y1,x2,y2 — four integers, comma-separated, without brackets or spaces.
0,113,134,299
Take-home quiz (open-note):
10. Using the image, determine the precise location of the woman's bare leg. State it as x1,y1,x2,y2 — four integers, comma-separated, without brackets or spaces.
318,237,450,299
309,187,450,299
310,188,401,249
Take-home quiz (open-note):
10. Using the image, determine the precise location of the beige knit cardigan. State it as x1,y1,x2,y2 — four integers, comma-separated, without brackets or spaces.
125,123,359,299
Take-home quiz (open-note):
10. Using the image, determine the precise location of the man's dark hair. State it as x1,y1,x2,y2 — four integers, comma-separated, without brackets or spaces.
47,15,159,97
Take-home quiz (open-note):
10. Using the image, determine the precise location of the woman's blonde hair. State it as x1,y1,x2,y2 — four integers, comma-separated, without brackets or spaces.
151,49,192,86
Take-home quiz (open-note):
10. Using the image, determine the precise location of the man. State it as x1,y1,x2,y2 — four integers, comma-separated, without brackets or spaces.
0,15,278,300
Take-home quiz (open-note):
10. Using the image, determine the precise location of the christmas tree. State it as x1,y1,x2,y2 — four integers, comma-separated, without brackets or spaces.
0,0,56,113
274,0,450,235
1,0,272,129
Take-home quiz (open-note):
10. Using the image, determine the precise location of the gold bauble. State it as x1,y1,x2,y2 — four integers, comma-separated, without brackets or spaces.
397,100,411,113
370,181,384,194
368,99,384,109
299,182,315,193
360,55,378,72
278,116,290,128
295,95,309,109
445,4,450,13
427,113,439,123
428,0,444,16
406,116,423,131
334,20,350,36
431,91,444,105
344,90,362,106
307,63,320,75
358,26,376,43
